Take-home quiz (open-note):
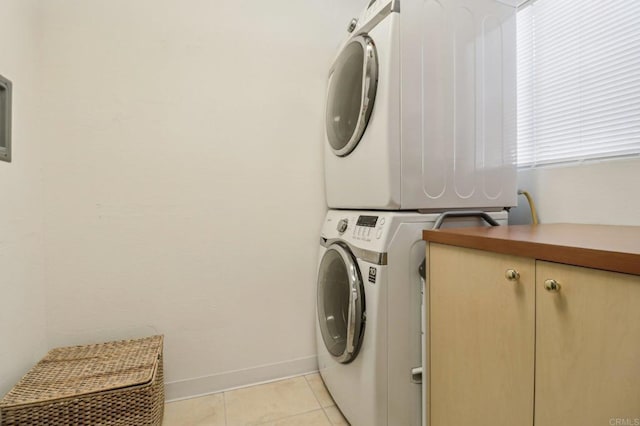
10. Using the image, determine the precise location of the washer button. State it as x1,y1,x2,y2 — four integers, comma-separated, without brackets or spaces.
376,229,383,239
379,218,386,225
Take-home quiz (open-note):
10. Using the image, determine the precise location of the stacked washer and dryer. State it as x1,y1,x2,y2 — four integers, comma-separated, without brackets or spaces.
315,0,518,425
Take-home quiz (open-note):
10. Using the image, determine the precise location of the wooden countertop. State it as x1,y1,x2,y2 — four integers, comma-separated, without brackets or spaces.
423,224,640,275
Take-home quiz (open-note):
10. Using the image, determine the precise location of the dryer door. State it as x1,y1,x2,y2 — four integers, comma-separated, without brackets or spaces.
317,243,365,364
325,35,378,157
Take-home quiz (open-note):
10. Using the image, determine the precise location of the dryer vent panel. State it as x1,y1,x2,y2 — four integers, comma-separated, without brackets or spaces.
399,0,518,210
0,74,12,163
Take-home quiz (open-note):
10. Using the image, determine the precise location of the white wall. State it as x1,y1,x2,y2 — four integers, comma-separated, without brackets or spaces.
38,0,364,399
0,0,47,396
510,158,640,226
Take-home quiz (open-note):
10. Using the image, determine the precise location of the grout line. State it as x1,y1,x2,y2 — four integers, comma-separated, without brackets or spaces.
251,408,330,426
222,376,326,425
322,407,334,425
222,391,228,426
324,405,350,426
303,373,324,410
305,373,336,409
167,374,333,425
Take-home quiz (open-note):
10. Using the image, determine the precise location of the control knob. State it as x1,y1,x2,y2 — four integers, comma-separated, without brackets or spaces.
337,218,349,234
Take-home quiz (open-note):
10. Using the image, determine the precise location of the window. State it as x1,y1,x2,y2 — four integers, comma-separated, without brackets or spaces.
0,74,11,163
517,0,640,167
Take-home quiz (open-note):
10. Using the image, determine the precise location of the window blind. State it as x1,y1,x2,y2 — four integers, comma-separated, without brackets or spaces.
517,0,640,167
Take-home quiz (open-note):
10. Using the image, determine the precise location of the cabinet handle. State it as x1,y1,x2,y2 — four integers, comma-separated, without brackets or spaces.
505,269,520,281
544,279,561,292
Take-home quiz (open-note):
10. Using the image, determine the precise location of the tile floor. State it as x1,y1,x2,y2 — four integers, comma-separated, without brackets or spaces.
163,373,350,426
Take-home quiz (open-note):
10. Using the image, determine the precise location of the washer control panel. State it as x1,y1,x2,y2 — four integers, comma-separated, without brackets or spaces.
352,215,385,241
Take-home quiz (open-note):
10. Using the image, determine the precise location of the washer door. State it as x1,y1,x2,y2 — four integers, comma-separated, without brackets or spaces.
317,243,366,364
325,35,378,157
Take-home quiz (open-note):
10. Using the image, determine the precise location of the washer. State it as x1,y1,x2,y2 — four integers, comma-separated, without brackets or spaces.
316,209,508,426
324,0,518,210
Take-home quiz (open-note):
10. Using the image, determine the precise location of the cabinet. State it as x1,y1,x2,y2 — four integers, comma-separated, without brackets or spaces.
424,224,640,426
429,244,535,426
535,261,640,425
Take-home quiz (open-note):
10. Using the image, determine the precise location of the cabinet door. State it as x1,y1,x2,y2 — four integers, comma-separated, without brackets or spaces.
535,261,640,426
428,243,535,426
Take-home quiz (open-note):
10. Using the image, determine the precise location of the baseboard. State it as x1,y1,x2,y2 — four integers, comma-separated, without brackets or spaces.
164,355,318,402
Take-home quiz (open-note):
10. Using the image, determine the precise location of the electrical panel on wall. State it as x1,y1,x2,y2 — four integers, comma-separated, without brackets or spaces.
0,74,12,163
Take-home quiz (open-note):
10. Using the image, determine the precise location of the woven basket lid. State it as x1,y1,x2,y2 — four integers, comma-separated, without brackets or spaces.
0,335,163,407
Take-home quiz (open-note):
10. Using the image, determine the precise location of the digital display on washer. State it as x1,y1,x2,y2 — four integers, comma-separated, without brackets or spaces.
356,215,378,227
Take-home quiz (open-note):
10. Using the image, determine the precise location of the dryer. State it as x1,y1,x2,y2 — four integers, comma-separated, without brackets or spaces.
324,0,518,211
316,209,508,426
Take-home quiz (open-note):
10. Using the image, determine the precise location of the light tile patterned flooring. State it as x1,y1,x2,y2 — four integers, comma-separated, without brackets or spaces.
163,373,350,426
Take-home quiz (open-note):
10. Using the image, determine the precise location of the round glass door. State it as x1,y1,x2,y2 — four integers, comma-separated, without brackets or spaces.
325,35,378,157
317,243,365,364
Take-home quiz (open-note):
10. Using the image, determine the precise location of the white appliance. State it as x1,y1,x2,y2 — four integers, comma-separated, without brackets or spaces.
324,0,518,211
316,209,508,426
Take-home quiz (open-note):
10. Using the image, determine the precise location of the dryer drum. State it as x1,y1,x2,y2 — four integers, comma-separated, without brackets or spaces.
325,35,378,157
316,243,366,364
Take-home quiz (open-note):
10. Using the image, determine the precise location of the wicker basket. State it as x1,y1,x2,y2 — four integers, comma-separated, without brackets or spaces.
0,335,164,426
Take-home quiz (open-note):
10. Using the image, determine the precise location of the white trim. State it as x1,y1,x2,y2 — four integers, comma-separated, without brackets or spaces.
495,0,526,8
164,355,318,402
